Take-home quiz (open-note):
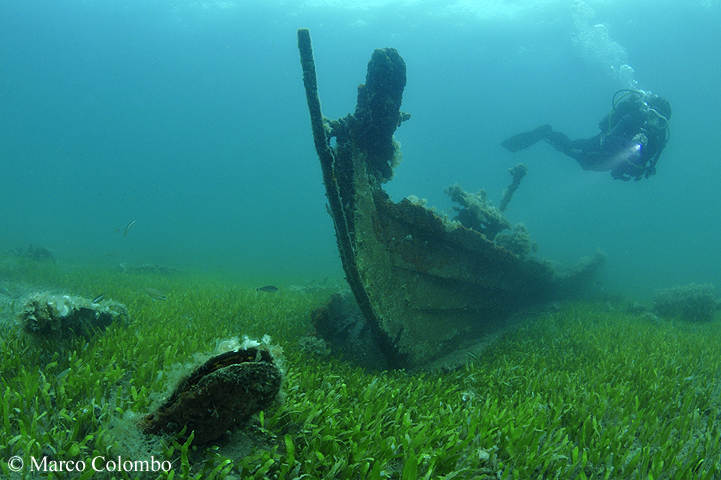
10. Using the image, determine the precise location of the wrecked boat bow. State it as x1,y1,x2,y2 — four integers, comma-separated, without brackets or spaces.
298,29,604,369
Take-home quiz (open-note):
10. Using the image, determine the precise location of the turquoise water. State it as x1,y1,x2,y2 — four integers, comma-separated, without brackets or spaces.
2,0,719,301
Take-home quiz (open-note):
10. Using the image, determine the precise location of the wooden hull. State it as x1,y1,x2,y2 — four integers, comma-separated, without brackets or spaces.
340,149,601,368
298,29,603,368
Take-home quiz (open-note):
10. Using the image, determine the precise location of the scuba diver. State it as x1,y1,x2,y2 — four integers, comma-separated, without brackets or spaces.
501,90,671,181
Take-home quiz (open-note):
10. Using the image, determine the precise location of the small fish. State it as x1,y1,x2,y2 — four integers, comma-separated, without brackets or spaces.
143,287,167,301
123,220,136,237
92,293,105,304
257,285,279,293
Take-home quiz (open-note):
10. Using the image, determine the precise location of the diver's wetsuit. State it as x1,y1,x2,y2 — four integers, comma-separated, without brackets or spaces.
544,114,648,180
501,92,669,181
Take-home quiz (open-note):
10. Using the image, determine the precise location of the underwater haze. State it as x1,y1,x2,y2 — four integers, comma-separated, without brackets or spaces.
2,0,719,300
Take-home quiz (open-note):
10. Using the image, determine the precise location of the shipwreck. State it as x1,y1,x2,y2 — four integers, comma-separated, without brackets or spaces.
297,29,604,370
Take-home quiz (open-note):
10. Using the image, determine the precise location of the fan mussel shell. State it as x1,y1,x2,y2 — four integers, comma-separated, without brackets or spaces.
141,347,282,445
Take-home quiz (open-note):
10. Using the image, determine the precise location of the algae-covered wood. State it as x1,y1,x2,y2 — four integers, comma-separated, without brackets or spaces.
298,29,604,369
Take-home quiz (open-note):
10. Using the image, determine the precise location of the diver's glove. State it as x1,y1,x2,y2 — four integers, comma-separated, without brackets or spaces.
632,133,648,148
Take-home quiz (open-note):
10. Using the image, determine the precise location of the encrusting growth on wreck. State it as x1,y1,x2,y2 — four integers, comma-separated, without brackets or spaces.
500,163,528,212
445,164,536,258
444,184,511,241
298,28,407,367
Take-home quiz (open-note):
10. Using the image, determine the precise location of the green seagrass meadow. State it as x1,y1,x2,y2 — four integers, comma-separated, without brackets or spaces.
1,261,720,479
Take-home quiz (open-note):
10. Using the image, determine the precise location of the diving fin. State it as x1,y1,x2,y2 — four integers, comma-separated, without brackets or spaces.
501,124,553,153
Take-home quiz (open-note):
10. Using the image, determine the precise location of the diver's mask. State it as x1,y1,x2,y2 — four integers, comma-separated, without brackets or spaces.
646,107,669,131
